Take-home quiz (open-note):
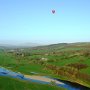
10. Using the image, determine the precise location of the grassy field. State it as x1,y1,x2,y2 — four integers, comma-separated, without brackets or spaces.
0,42,90,88
0,76,65,90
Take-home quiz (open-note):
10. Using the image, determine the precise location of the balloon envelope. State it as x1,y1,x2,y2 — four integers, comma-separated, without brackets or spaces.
52,10,55,14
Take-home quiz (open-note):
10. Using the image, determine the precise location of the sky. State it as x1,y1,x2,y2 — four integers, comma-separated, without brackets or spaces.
0,0,90,45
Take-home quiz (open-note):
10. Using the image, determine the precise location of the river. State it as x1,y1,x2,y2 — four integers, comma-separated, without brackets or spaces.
0,67,90,90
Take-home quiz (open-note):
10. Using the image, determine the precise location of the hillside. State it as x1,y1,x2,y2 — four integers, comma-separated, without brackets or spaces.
0,42,90,89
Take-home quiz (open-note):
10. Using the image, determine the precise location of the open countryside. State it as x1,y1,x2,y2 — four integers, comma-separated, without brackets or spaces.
0,42,90,90
0,0,90,90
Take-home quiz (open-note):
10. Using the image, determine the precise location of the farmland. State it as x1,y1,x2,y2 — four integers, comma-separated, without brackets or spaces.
0,42,90,89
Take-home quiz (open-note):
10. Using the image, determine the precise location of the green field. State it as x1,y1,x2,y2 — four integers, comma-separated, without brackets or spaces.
0,42,90,89
0,76,65,90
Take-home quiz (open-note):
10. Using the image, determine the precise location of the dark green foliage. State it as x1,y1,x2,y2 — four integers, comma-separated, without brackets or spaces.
67,63,88,70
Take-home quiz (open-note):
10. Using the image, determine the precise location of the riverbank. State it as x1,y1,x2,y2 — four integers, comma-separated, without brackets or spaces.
25,75,64,85
0,76,66,90
0,67,90,90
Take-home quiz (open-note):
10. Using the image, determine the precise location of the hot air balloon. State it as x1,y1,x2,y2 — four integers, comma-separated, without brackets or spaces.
52,10,55,14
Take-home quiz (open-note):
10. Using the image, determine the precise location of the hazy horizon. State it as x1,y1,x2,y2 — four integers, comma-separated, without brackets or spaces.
0,0,90,45
0,40,90,46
